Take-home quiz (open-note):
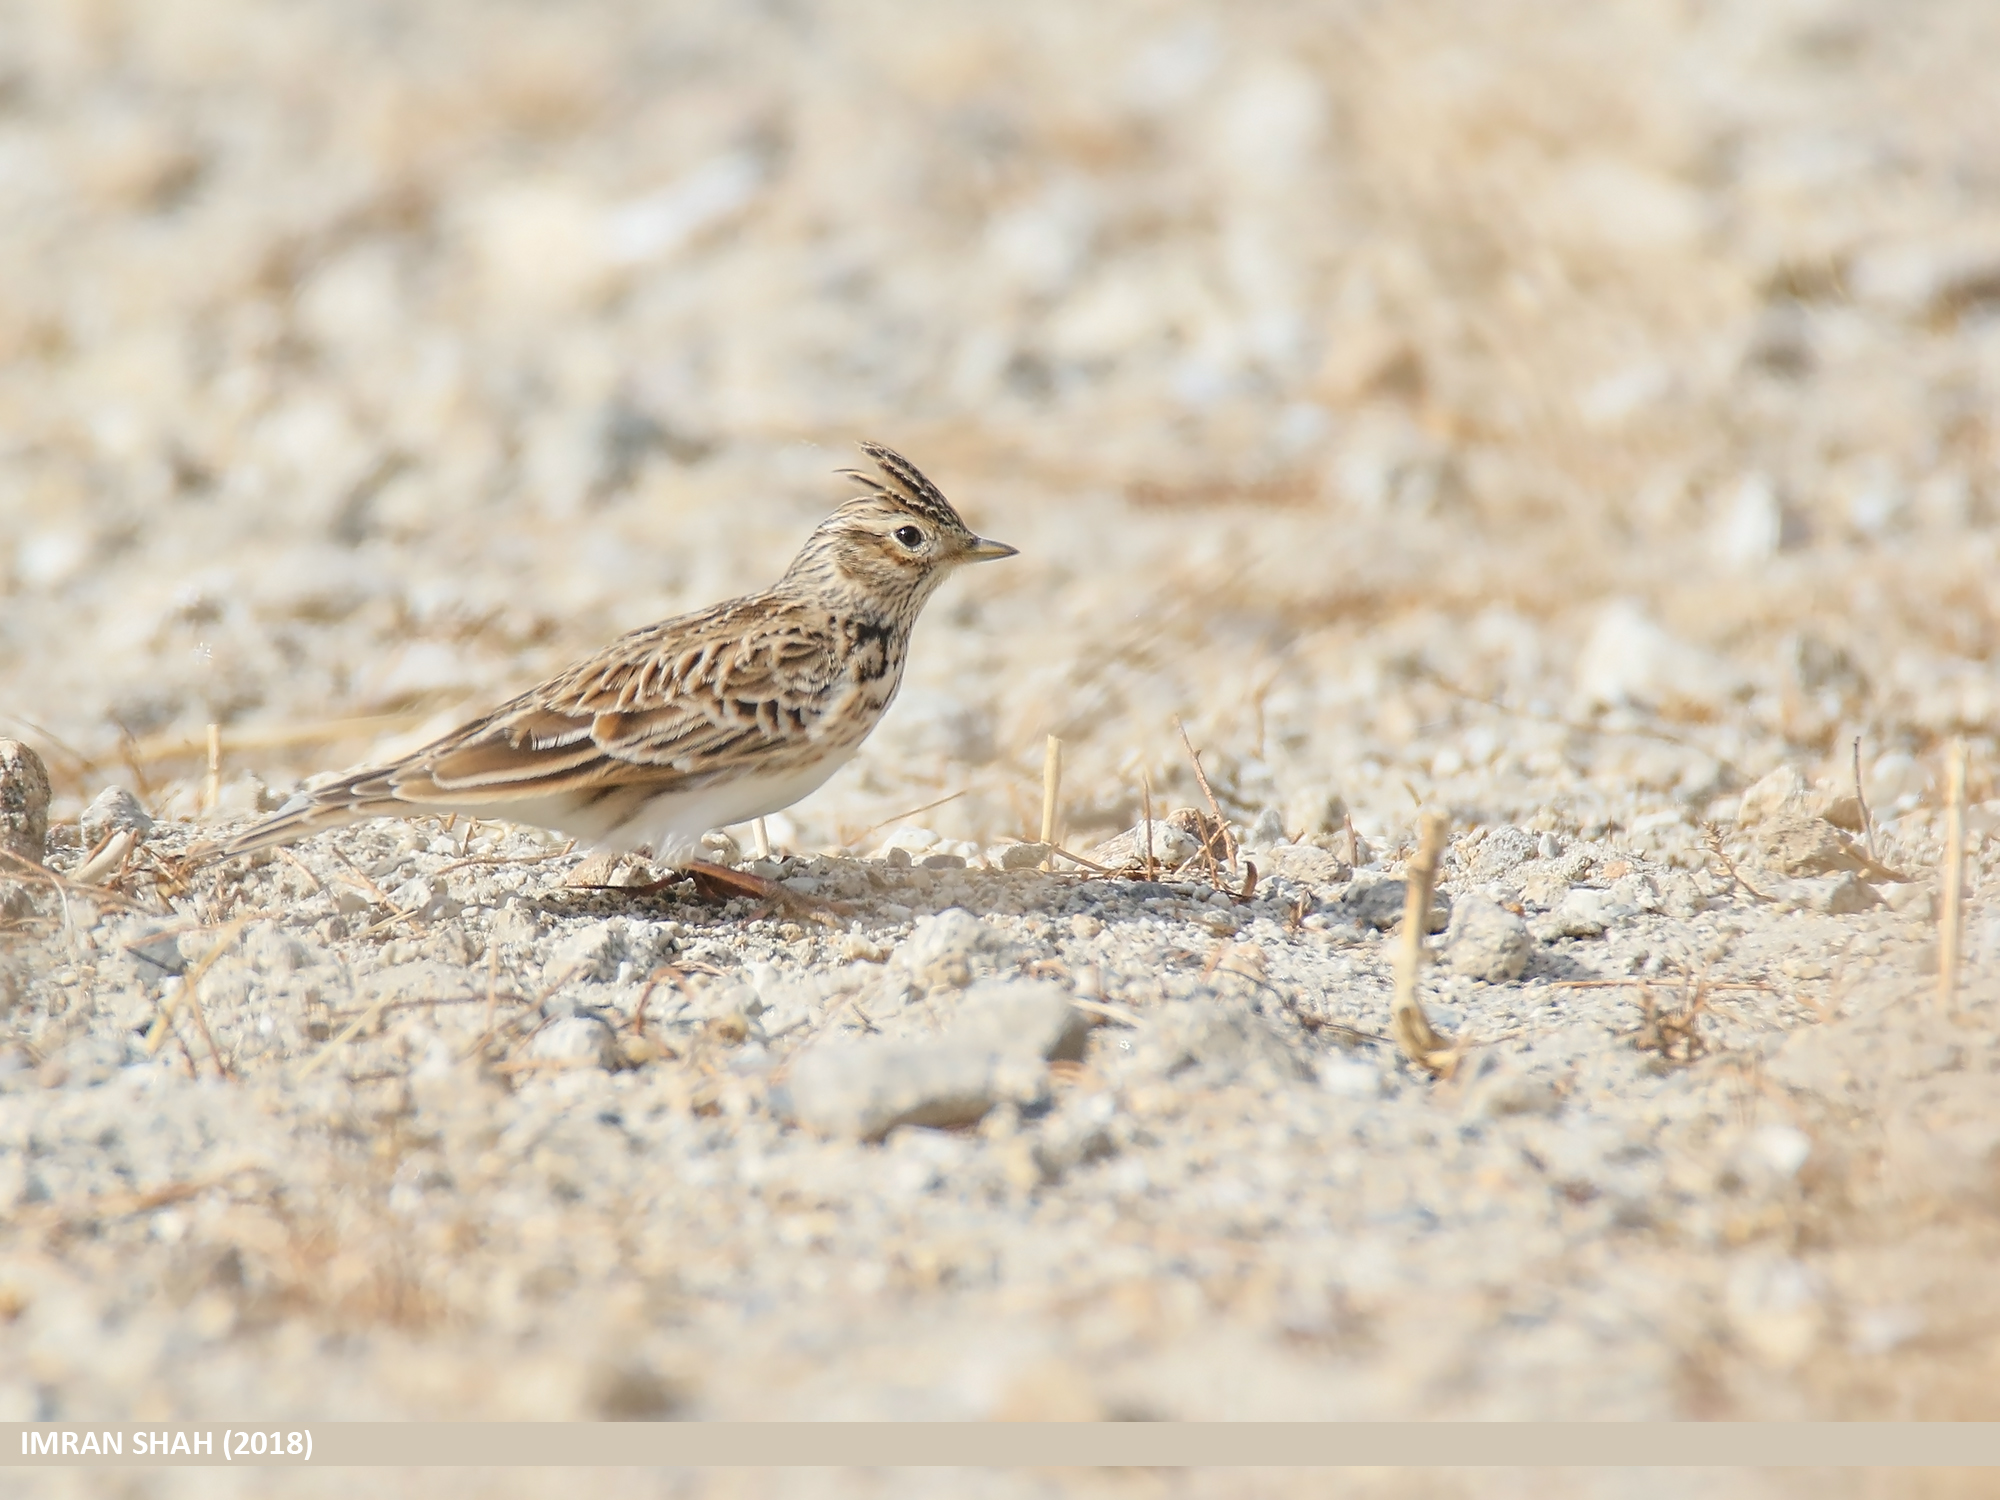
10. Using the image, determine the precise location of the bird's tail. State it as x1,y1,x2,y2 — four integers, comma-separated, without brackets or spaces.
203,775,399,861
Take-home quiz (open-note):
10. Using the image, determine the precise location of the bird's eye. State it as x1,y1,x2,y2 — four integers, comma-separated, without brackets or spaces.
893,525,924,549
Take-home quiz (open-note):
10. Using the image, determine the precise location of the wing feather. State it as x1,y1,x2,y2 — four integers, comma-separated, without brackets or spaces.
361,593,854,808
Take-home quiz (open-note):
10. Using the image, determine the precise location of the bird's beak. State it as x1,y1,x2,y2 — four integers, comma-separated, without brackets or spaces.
962,536,1018,563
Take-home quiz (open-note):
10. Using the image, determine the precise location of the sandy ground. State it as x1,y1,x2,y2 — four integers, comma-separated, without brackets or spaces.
3,0,2000,1492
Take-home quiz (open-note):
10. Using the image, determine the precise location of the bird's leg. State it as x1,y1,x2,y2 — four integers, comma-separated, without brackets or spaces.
681,859,844,924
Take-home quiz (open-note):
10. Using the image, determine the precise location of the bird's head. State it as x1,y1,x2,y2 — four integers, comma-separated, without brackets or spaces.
786,443,1016,609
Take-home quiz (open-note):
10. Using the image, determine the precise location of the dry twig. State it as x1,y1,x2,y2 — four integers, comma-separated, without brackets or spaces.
838,789,967,848
1939,739,1968,1011
203,722,222,813
1700,823,1774,902
1173,717,1237,884
1852,736,1875,862
144,912,260,1075
1040,735,1063,865
1390,811,1459,1076
0,847,143,913
1631,973,1712,1065
1141,769,1157,881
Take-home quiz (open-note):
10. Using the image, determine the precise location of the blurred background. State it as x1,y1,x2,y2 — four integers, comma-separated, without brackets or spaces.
1,0,1996,857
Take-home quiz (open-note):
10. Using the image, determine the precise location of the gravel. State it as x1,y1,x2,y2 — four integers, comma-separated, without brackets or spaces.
1,0,1998,1465
0,741,51,867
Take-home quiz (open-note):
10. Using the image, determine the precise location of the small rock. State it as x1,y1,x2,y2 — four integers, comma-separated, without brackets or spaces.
1150,1001,1310,1086
530,1015,619,1070
80,786,154,847
124,926,189,979
1817,873,1881,916
0,740,52,866
893,908,1023,989
1543,887,1628,939
950,979,1089,1063
784,977,1084,1140
1883,881,1936,919
1083,815,1203,872
782,1039,1008,1140
1573,601,1740,716
1754,813,1869,877
1260,844,1351,890
1760,874,1881,916
998,842,1051,870
1245,807,1286,847
1337,870,1449,932
1317,1056,1385,1100
389,877,435,913
838,931,891,963
1444,897,1532,983
1735,765,1808,829
1739,1124,1812,1183
1458,1054,1561,1118
1471,826,1538,879
919,852,965,870
546,920,630,983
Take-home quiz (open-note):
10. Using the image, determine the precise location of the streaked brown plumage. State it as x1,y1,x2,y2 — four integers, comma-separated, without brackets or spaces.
214,443,1015,863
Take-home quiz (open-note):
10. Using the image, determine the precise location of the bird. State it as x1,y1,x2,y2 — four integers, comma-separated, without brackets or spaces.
210,442,1016,896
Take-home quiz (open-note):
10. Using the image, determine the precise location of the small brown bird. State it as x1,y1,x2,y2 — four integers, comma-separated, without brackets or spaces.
214,444,1015,879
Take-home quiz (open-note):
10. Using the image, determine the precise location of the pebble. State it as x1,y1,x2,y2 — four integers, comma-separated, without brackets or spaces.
79,786,154,848
783,1038,1009,1140
1337,871,1450,933
782,977,1084,1139
892,907,1023,989
1541,886,1629,939
1734,765,1808,829
998,842,1051,870
1471,826,1539,878
0,740,51,866
530,1015,620,1070
1444,896,1532,982
1259,843,1350,890
1882,881,1936,918
1083,817,1202,871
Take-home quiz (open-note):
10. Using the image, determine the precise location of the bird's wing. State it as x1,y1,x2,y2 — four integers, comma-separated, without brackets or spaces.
338,595,858,809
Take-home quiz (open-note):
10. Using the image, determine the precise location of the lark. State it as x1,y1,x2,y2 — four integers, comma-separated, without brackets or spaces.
213,443,1015,895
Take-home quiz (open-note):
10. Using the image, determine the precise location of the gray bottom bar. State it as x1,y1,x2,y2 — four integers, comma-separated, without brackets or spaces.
6,1424,2000,1467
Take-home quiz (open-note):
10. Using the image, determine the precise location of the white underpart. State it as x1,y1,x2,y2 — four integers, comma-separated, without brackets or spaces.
380,748,862,864
616,750,861,863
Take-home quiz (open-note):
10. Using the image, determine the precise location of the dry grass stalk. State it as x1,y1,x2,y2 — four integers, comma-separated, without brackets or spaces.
1141,768,1157,880
128,710,436,766
1700,823,1774,902
1939,739,1967,1011
1390,810,1458,1077
1040,735,1063,863
144,912,257,1071
203,722,222,813
752,817,772,860
839,789,966,848
0,846,141,913
1852,736,1875,862
1172,716,1238,884
432,840,577,876
1631,973,1712,1065
1047,845,1115,875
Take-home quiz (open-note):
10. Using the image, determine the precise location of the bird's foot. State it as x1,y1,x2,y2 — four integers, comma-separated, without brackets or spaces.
681,859,845,924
